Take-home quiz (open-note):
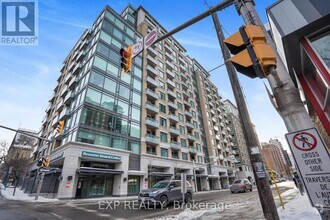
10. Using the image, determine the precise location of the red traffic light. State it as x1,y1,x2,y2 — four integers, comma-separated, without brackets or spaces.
120,48,127,56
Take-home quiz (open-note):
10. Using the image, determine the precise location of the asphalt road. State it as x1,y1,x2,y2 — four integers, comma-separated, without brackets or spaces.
0,184,297,220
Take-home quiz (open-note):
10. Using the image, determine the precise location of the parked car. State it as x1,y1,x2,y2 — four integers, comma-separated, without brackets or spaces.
230,179,253,193
138,180,193,207
280,177,287,182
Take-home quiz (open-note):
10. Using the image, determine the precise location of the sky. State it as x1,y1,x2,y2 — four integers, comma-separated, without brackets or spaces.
0,0,291,150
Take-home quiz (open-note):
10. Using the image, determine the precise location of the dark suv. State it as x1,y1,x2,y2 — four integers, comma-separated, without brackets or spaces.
138,180,193,207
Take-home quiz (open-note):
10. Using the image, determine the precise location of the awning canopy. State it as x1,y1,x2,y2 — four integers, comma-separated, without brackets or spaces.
196,174,208,178
149,172,173,177
128,170,146,176
77,167,124,176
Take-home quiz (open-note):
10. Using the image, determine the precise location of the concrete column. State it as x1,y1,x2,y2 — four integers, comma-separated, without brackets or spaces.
57,155,80,199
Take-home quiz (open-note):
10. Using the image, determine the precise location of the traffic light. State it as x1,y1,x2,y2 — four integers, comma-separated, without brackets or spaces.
56,120,65,135
42,156,50,167
224,25,277,78
120,44,132,73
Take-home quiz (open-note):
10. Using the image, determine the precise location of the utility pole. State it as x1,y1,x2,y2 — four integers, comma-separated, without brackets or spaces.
210,10,279,220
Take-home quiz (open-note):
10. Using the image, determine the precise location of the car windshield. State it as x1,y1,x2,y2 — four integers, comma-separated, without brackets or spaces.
152,181,170,189
233,180,242,184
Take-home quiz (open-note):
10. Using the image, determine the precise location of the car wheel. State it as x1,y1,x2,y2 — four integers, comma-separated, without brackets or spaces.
250,187,253,192
231,191,234,194
185,193,192,203
243,187,247,193
159,195,168,208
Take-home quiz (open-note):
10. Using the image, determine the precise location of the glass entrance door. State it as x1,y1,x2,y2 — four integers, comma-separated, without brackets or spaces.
127,176,140,195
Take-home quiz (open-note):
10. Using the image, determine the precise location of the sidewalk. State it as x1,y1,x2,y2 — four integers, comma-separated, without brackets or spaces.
0,183,230,204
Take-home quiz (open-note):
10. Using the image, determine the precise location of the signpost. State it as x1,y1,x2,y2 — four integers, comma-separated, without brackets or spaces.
181,173,187,204
144,28,158,50
286,127,330,210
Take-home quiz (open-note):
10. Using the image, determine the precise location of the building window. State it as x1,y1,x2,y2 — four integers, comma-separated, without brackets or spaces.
178,114,184,122
176,92,182,99
131,107,141,121
119,85,130,99
175,82,180,89
177,102,183,110
90,71,105,87
158,70,164,78
179,126,185,135
104,78,116,93
159,81,165,89
181,138,186,147
159,103,166,113
130,123,140,138
161,148,168,157
310,31,330,69
182,152,188,160
160,117,167,127
159,92,166,100
85,88,101,106
160,132,167,143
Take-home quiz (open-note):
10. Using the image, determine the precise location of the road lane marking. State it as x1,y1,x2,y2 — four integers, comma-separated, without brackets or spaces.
50,212,72,220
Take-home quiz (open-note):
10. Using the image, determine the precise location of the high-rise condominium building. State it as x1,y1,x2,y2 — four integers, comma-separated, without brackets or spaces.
223,100,255,183
25,4,237,199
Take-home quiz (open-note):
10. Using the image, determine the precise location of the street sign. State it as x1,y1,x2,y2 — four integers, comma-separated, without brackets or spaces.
132,39,143,58
144,28,158,50
286,127,330,209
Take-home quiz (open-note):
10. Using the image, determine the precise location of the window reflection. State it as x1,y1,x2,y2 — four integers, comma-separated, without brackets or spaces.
310,31,330,70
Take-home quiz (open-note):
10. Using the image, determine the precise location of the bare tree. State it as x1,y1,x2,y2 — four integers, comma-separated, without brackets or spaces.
0,140,9,164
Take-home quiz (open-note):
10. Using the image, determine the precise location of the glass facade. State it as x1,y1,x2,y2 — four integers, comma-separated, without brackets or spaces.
74,7,142,154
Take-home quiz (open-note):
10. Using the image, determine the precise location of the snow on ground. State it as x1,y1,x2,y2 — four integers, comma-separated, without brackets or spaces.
0,184,58,202
278,193,321,220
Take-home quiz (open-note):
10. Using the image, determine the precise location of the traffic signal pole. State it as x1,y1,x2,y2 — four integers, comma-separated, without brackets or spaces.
211,12,279,220
234,1,330,219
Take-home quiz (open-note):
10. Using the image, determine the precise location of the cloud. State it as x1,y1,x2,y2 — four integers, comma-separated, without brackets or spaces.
175,37,219,49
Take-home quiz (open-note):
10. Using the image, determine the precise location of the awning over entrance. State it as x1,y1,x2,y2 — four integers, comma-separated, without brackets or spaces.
220,175,228,178
196,174,208,177
77,167,124,176
208,175,219,179
128,170,146,176
148,172,173,177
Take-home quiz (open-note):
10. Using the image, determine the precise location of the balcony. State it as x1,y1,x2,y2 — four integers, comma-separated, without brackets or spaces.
165,52,173,62
146,102,158,114
168,100,177,110
232,150,237,155
64,74,72,84
186,121,194,129
72,63,82,75
147,55,158,67
169,126,179,135
147,46,157,57
166,69,175,79
56,100,64,112
180,72,187,81
68,77,78,89
146,65,157,77
219,155,224,160
145,134,159,145
189,147,197,154
182,90,189,98
165,60,174,71
206,86,211,93
60,85,68,98
167,89,176,99
215,135,221,141
146,76,157,88
179,56,185,66
167,79,175,89
146,88,158,100
170,141,181,150
76,50,86,62
212,117,217,123
214,126,219,132
64,91,74,105
181,81,188,89
210,109,215,115
187,133,196,141
49,93,55,102
225,147,230,152
169,113,179,122
146,117,159,128
184,110,192,118
179,64,186,72
59,108,70,120
183,99,191,108
164,44,172,53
